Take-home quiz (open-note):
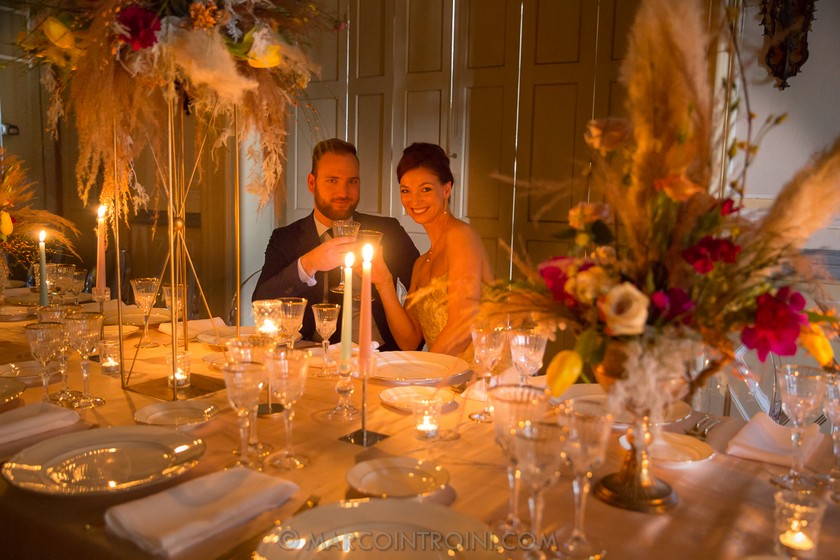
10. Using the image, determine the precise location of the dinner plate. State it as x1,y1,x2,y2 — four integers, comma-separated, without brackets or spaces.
1,425,205,495
5,280,25,288
102,325,140,338
256,499,503,559
0,377,26,402
104,308,171,326
380,386,455,411
346,457,450,498
196,326,255,345
619,432,715,465
372,351,470,385
134,400,220,428
0,305,34,321
571,393,692,426
4,292,93,306
0,361,59,387
202,352,230,370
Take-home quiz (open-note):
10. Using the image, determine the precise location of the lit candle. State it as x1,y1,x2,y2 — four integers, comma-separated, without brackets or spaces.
258,318,279,337
95,205,107,294
358,243,373,375
101,357,120,375
778,529,815,553
38,230,48,306
415,415,439,439
340,252,354,363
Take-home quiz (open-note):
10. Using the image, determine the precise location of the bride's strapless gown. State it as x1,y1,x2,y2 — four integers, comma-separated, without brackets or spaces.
411,274,474,362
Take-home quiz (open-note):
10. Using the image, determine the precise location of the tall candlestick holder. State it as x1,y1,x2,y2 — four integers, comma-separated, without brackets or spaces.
339,353,388,447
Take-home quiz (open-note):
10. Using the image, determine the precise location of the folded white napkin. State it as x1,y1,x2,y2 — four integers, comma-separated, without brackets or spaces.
159,317,226,339
0,402,80,445
726,412,824,467
105,468,298,557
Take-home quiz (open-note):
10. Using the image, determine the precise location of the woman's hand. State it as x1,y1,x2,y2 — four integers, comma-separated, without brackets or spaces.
369,251,392,287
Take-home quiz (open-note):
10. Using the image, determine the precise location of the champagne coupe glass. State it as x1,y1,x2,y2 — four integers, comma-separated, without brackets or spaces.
24,322,63,401
469,322,506,422
225,336,276,458
279,297,307,350
130,277,160,349
312,303,340,377
555,398,613,560
487,384,551,535
66,269,87,305
37,304,82,403
509,327,548,385
330,220,360,293
265,348,310,469
771,364,826,491
514,414,569,560
222,362,265,469
64,312,105,409
825,375,840,494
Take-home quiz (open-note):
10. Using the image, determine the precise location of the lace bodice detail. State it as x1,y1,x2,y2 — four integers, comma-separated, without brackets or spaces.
411,274,474,361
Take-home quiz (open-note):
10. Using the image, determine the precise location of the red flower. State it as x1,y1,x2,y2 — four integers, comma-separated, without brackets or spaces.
682,236,741,274
720,198,740,216
741,287,807,361
651,287,695,324
538,257,579,306
118,5,161,51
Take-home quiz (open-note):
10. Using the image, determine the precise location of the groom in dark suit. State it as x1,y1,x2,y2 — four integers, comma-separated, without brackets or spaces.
253,138,420,351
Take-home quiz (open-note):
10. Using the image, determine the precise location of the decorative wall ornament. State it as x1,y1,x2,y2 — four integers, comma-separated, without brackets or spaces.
760,0,818,90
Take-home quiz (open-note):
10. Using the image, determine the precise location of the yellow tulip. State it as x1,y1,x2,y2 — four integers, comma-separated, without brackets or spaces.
43,17,75,50
546,350,583,397
0,211,12,236
248,44,282,68
800,323,834,367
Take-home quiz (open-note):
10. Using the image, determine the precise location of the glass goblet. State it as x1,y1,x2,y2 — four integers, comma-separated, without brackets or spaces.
312,303,340,377
64,312,105,409
265,348,310,470
130,277,160,349
24,322,64,401
771,364,826,491
222,362,265,470
487,383,551,535
225,336,277,458
509,327,548,386
66,268,87,306
330,220,360,293
555,398,613,560
37,304,82,403
279,297,307,350
469,322,506,422
825,374,840,496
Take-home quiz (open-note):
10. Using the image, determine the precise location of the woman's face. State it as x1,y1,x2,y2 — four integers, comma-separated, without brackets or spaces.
399,167,451,225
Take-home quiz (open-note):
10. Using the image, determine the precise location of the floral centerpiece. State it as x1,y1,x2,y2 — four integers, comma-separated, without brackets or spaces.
0,147,79,275
16,0,336,211
483,0,840,411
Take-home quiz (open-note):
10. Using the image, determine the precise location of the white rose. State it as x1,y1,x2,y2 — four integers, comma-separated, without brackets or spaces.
598,282,649,336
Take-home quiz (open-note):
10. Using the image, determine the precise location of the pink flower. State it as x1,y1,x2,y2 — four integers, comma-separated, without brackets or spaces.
538,257,585,307
741,287,808,361
650,287,695,324
118,5,161,51
682,236,741,274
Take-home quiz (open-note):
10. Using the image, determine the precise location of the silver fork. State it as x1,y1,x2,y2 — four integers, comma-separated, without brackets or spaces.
684,415,712,437
695,418,720,441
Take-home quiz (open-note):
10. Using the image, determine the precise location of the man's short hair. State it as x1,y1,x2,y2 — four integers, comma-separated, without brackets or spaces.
311,138,358,175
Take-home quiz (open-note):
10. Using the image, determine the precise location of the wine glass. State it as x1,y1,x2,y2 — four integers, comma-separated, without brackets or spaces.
509,327,548,385
312,303,340,377
37,304,82,403
225,335,276,459
487,383,551,534
222,362,265,469
514,413,569,560
24,322,64,401
66,269,87,305
130,277,160,349
265,348,310,470
771,364,826,491
825,375,840,501
554,398,613,560
469,322,506,422
330,220,360,293
279,297,307,349
162,285,185,321
64,312,105,409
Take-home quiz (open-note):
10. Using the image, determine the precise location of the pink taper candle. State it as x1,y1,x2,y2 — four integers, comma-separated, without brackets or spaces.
359,243,373,375
340,252,354,364
95,205,107,293
38,230,48,306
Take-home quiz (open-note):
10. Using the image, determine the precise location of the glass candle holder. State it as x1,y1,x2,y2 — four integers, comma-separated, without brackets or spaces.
413,397,442,440
166,351,191,388
775,489,826,560
97,339,121,376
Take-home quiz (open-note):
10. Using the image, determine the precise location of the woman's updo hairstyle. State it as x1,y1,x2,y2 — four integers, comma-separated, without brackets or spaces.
396,143,455,186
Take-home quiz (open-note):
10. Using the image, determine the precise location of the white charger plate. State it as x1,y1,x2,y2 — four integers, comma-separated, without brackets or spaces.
380,386,455,411
202,352,229,370
0,361,59,387
104,308,171,326
0,305,34,321
134,400,220,428
346,456,449,498
569,392,692,427
256,499,502,559
372,351,470,385
0,377,26,402
619,432,714,465
4,291,93,306
1,425,205,495
102,325,140,338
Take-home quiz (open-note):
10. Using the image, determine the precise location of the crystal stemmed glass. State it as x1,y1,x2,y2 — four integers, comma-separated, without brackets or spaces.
37,304,82,403
24,322,64,401
487,384,551,535
130,277,160,349
822,374,840,495
222,362,265,470
265,348,310,469
279,297,307,350
771,364,826,491
469,323,506,422
64,312,105,409
312,303,340,377
225,336,276,459
330,220,360,293
509,327,548,386
514,415,569,560
66,269,87,305
555,398,613,560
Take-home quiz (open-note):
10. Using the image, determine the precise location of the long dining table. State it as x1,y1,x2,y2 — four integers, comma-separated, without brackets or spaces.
0,314,838,560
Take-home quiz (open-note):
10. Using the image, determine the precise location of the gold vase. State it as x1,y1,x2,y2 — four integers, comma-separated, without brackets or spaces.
591,343,679,514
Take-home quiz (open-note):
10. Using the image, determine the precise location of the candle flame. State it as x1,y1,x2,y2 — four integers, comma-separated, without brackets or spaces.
39,230,46,242
98,205,107,219
362,243,373,262
345,252,355,267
